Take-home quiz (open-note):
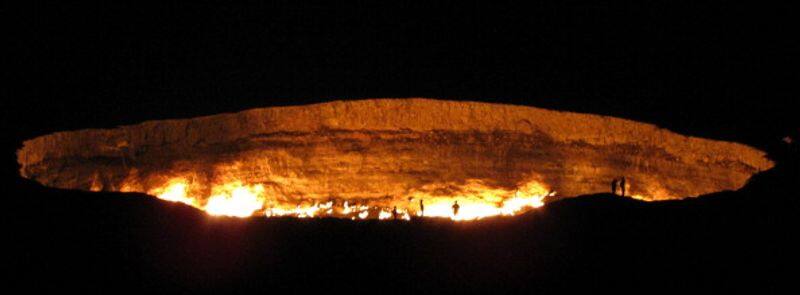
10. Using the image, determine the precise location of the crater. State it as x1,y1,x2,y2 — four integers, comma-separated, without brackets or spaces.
16,98,773,220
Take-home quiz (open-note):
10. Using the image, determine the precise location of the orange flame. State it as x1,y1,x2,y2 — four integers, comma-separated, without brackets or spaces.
132,174,552,221
147,179,198,207
411,180,551,221
205,182,265,217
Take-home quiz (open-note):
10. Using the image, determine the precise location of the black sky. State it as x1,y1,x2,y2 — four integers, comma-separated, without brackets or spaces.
2,3,798,292
2,2,796,154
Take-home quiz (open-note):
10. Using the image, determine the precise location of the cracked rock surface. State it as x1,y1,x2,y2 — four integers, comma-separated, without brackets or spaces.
17,98,773,201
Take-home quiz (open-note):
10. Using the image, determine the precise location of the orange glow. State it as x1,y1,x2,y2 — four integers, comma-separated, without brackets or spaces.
205,182,265,217
130,168,684,220
411,179,551,221
628,186,676,202
131,174,553,220
148,179,198,207
18,99,774,223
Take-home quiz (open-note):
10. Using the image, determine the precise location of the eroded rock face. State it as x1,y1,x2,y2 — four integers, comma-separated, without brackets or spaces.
17,98,773,204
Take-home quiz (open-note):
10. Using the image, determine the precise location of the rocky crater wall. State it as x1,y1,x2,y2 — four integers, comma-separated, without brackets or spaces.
17,98,773,202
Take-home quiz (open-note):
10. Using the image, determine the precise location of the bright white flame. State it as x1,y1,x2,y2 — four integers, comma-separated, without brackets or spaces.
138,176,551,221
342,201,352,214
409,179,551,221
150,180,198,207
204,183,265,217
378,209,392,220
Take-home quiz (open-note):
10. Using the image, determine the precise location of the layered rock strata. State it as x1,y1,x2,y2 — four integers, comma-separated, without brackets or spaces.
17,98,773,203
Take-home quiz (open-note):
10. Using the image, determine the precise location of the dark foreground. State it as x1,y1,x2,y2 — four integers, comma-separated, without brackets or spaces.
5,160,797,293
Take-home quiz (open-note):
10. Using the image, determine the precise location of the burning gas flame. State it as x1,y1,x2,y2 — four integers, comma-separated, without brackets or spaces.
412,180,551,221
205,182,265,217
147,179,198,207
133,174,553,221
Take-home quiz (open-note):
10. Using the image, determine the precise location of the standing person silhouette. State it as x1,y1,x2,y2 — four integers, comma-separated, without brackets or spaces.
392,206,398,220
452,200,460,217
611,178,618,195
419,199,425,217
620,177,627,197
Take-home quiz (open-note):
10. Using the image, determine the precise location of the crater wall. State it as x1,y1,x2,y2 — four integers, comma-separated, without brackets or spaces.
17,98,773,201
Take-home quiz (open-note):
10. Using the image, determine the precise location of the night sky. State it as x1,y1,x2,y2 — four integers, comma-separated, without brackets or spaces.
3,3,796,152
2,2,797,293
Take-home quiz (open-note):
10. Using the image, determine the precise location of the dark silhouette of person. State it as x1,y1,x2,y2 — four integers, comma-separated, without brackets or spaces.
452,200,460,216
392,206,398,220
620,177,627,197
611,178,618,195
419,199,425,217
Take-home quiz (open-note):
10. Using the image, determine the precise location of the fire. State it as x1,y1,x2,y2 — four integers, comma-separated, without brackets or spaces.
265,201,336,218
628,186,677,202
146,178,265,217
148,179,198,207
413,180,551,221
378,209,392,220
205,182,265,217
133,174,553,221
19,99,775,224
